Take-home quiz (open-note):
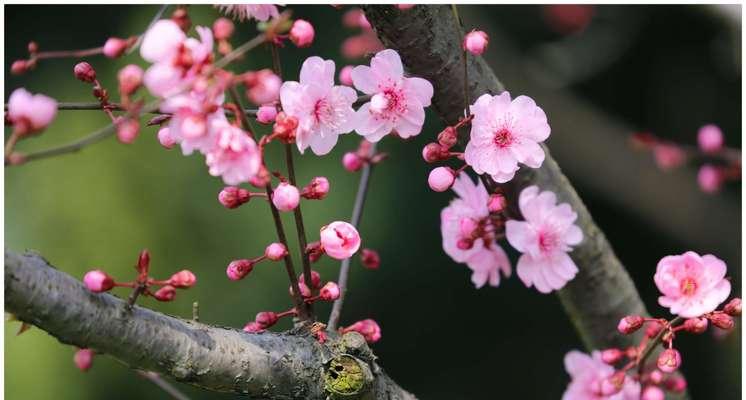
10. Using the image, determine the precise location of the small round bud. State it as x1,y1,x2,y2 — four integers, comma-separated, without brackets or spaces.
339,65,354,86
299,270,322,289
487,193,507,213
289,19,315,48
243,321,264,333
360,248,380,270
219,186,251,209
289,282,312,298
83,270,114,293
306,241,324,262
264,242,288,261
74,349,94,372
272,182,300,212
682,317,708,334
103,37,129,58
697,164,723,193
255,311,278,328
648,369,663,385
320,221,361,260
341,319,381,343
697,124,724,153
657,348,682,373
256,105,278,124
617,315,644,334
212,17,235,40
157,127,176,149
153,285,177,302
168,270,196,288
226,259,254,281
319,281,341,301
422,142,446,163
463,30,489,55
27,41,39,54
709,312,735,330
438,126,458,148
664,375,687,393
724,298,741,316
600,348,623,364
116,118,140,144
428,167,456,192
302,176,330,200
641,386,665,400
117,64,144,95
73,62,97,83
343,152,364,172
249,166,271,188
11,60,29,75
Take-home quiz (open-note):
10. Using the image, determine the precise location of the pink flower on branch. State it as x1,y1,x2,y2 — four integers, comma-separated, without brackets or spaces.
205,120,261,185
465,92,550,183
351,49,434,142
7,88,58,135
562,350,640,400
506,186,582,293
320,221,361,260
216,4,279,22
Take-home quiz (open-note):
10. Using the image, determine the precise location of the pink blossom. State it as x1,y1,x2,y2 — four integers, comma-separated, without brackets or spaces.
272,182,300,212
289,19,315,48
117,64,144,95
74,349,94,372
301,176,330,200
157,127,176,149
212,17,235,40
300,270,322,289
641,386,665,400
205,120,261,185
116,118,140,144
464,92,550,183
264,243,288,261
161,90,226,155
320,221,361,260
360,248,381,269
227,259,254,281
319,282,341,301
463,30,489,55
351,49,433,141
83,270,114,293
562,350,640,400
216,4,279,21
339,65,354,86
341,32,384,60
466,246,512,288
654,251,731,318
697,124,724,153
341,319,382,343
245,69,282,105
103,37,129,58
342,152,364,172
7,88,58,135
140,20,187,64
657,348,682,373
505,186,582,293
428,167,456,192
154,285,176,301
280,57,357,155
168,270,196,288
256,105,278,124
74,62,96,83
697,164,723,193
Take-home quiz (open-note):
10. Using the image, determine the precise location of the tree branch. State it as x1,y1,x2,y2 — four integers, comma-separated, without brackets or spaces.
5,249,415,399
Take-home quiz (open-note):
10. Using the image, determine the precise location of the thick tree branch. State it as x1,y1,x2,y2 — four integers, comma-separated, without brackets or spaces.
363,5,648,350
5,250,415,399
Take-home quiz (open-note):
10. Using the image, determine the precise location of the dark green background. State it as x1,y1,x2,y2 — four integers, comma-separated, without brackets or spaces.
5,5,741,399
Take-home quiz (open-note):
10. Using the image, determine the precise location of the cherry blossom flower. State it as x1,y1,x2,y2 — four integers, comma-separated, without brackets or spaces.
289,19,315,48
320,221,361,260
351,49,433,142
464,92,550,183
654,251,731,318
160,89,226,155
697,124,724,153
463,30,489,55
272,182,300,212
216,4,279,22
244,69,282,105
205,120,261,185
83,270,114,293
7,88,58,135
280,57,357,155
505,186,582,293
562,350,640,400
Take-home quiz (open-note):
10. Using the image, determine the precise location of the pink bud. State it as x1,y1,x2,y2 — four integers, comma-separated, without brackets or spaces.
617,315,644,334
116,118,140,144
117,64,144,95
657,348,682,373
272,112,298,140
212,17,235,40
256,105,278,124
11,60,28,75
648,369,663,385
103,37,129,58
645,321,663,338
343,152,364,172
255,311,278,328
341,319,381,343
697,164,723,193
487,193,507,213
360,248,380,270
226,259,254,281
168,270,196,288
709,312,735,330
724,298,741,316
428,167,456,192
249,166,271,188
157,127,176,149
299,270,322,289
83,270,114,293
219,186,251,209
306,241,324,263
320,282,341,301
245,69,282,105
137,249,150,275
438,126,458,148
243,321,264,333
74,348,94,372
339,65,354,86
463,30,489,55
320,221,361,260
73,62,97,83
664,375,687,393
272,182,300,212
641,386,665,400
600,348,623,364
422,142,446,163
289,282,312,298
290,19,315,48
697,124,723,153
302,176,330,200
682,317,708,334
264,242,288,261
153,285,177,302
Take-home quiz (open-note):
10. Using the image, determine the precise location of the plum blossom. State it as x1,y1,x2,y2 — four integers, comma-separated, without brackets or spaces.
505,186,582,293
562,350,640,400
351,49,433,142
160,87,226,155
216,4,279,22
465,92,550,183
205,120,261,185
320,221,361,260
7,88,58,135
280,57,357,155
440,174,511,288
654,251,731,318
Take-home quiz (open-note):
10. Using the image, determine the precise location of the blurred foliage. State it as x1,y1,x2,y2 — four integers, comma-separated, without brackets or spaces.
4,4,741,399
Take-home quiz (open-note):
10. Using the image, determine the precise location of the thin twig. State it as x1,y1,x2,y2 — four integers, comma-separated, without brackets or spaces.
137,371,191,400
636,317,683,375
327,142,378,331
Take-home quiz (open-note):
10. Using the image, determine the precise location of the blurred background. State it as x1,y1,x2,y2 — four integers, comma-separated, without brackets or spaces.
4,4,741,399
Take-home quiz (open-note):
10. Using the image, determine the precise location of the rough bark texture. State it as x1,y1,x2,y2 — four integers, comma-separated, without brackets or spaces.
5,250,415,400
363,5,648,350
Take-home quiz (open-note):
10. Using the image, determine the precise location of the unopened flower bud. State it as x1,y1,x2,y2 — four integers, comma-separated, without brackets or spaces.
103,37,129,58
339,65,354,86
343,152,364,172
645,321,663,338
289,19,315,48
11,60,29,75
463,30,489,55
724,298,741,316
116,118,140,144
226,259,254,281
272,182,300,212
243,321,264,333
683,317,708,334
168,270,196,288
320,282,341,301
137,249,150,274
657,348,682,373
302,176,330,200
306,241,324,262
664,375,687,393
74,62,97,83
360,248,380,270
428,167,456,192
256,105,277,124
219,186,251,209
117,64,144,95
83,270,114,293
264,242,288,261
617,315,644,334
438,126,458,148
27,41,38,54
709,312,735,330
600,348,623,364
698,164,723,193
299,270,322,289
422,142,446,163
154,285,177,302
255,311,278,328
648,369,663,385
249,166,271,188
697,124,723,153
641,386,665,400
74,349,94,372
289,282,312,298
212,17,235,40
341,319,381,343
157,127,176,149
320,221,361,260
272,112,298,141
